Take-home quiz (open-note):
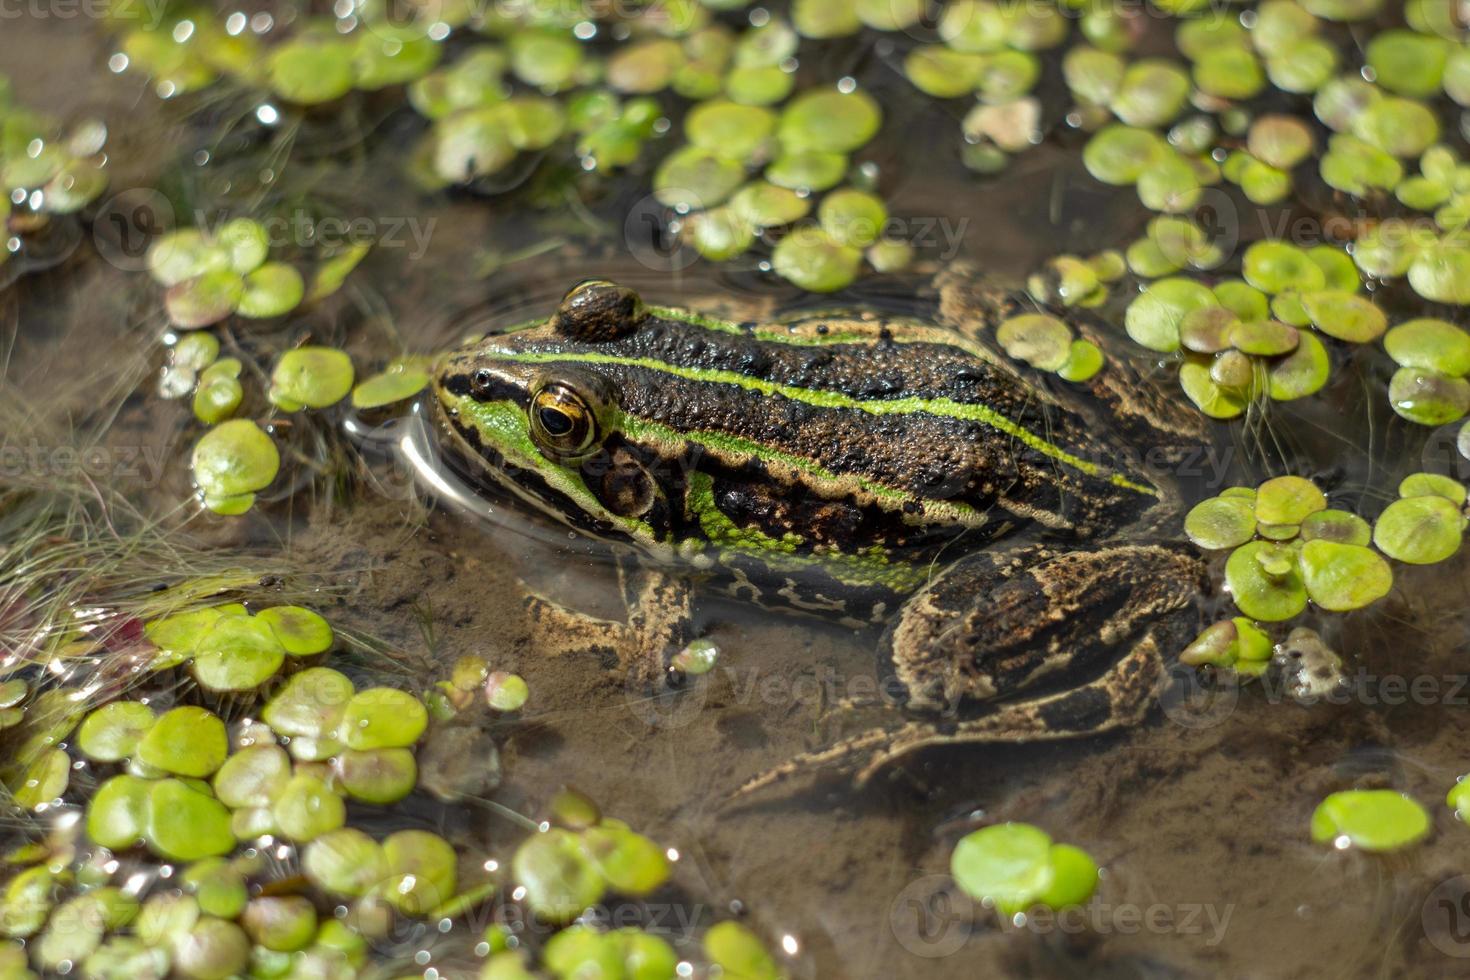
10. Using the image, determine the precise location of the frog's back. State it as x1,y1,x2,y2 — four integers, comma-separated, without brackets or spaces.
436,278,1186,622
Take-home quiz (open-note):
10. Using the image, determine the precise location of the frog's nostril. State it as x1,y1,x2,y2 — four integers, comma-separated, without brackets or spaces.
472,369,493,395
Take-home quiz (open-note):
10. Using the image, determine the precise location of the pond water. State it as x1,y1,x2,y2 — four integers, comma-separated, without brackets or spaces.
4,7,1470,980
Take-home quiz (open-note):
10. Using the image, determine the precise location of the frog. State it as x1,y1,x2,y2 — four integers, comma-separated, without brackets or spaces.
431,264,1210,793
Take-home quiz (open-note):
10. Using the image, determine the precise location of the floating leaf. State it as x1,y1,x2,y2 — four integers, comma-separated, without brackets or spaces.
191,419,279,514
950,823,1053,914
771,227,862,292
1310,789,1429,852
513,828,605,923
255,605,334,656
1384,318,1470,376
193,614,286,691
338,687,428,750
303,828,388,898
1256,476,1327,525
76,702,155,763
1225,540,1308,621
777,89,881,153
1184,496,1257,550
269,347,355,411
1300,540,1393,611
137,706,227,777
272,773,345,843
1374,495,1465,564
146,779,235,861
236,263,304,319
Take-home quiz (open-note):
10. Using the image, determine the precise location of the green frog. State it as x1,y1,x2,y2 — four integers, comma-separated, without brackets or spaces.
432,266,1209,792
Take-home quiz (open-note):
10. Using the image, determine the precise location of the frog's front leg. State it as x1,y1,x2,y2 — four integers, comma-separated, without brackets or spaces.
523,557,693,689
735,543,1205,796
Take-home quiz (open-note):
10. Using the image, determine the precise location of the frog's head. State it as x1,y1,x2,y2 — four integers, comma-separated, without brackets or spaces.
433,280,670,551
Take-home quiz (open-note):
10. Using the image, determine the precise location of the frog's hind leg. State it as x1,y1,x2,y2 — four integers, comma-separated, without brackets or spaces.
732,627,1169,797
523,559,693,689
734,543,1204,798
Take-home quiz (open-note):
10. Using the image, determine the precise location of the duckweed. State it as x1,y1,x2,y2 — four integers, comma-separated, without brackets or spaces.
1383,318,1470,425
269,346,355,411
950,822,1099,916
1311,789,1430,852
1373,493,1465,564
351,361,432,410
1180,616,1273,669
148,220,316,328
485,671,530,711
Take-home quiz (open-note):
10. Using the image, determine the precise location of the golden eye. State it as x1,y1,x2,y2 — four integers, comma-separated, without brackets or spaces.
529,382,598,457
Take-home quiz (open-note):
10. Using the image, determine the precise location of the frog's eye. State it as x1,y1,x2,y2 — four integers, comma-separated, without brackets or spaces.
529,381,600,457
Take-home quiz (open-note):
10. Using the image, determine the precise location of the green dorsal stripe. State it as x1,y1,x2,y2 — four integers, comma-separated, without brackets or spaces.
486,348,1157,495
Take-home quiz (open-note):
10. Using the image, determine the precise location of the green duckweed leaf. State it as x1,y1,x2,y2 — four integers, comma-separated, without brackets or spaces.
268,39,356,105
1301,509,1372,546
951,822,1053,914
212,744,291,810
337,687,428,750
236,263,304,319
771,227,862,293
580,823,671,896
1399,472,1467,505
137,706,227,777
191,420,279,513
653,145,746,210
1388,368,1470,425
146,779,235,861
241,896,317,953
1256,476,1328,525
1225,540,1308,621
271,773,345,843
193,614,285,691
1267,331,1331,401
335,748,417,804
703,921,781,978
1299,540,1393,610
1125,278,1215,352
1310,789,1429,852
262,667,355,739
11,749,68,811
1184,496,1257,549
1384,318,1470,376
513,828,606,923
76,701,155,763
269,346,355,410
1374,495,1465,564
777,88,881,153
352,363,431,409
255,605,334,656
818,188,887,248
303,828,388,898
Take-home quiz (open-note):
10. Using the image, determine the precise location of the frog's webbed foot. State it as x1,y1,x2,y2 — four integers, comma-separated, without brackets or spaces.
523,560,693,690
733,543,1204,799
